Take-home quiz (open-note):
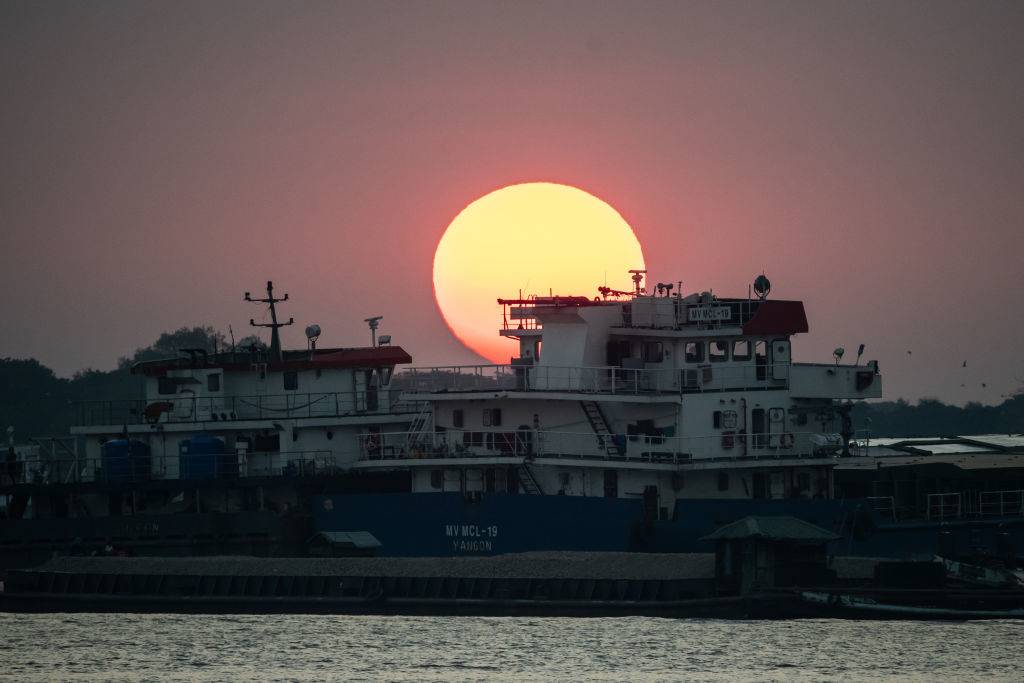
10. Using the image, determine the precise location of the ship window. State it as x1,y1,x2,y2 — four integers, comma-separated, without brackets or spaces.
752,408,767,448
733,340,751,361
452,409,464,428
709,341,729,363
430,470,443,489
207,373,221,392
713,411,722,429
755,340,769,381
483,408,502,427
642,341,663,362
603,470,618,498
717,472,730,491
283,371,298,391
798,472,811,492
157,377,176,395
684,341,704,363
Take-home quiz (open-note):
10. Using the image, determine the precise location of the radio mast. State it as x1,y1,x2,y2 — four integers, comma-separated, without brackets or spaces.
245,280,293,362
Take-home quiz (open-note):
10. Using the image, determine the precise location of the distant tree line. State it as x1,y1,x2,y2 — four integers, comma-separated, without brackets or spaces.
850,396,1024,439
1,326,265,440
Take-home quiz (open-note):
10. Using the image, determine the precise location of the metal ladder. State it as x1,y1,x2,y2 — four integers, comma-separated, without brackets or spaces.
517,463,543,495
580,401,622,457
404,403,434,451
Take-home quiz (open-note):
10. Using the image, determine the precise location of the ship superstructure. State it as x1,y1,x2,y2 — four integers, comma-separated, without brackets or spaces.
1,282,418,564
352,271,880,511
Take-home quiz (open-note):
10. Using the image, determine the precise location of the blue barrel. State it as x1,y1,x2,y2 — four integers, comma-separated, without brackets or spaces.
179,435,228,480
101,439,151,482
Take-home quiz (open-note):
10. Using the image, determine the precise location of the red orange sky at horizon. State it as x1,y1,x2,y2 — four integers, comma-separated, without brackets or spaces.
1,2,1022,406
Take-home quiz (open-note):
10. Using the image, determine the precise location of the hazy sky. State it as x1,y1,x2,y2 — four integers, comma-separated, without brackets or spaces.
2,1,1022,405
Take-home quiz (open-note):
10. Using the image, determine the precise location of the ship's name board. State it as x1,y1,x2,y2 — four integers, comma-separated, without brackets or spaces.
445,523,499,553
687,306,732,322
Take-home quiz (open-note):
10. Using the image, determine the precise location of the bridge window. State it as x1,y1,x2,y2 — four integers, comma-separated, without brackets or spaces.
755,340,768,380
283,371,298,391
158,377,176,395
684,341,704,363
483,408,502,427
207,373,221,392
709,340,729,363
733,340,751,361
642,341,664,362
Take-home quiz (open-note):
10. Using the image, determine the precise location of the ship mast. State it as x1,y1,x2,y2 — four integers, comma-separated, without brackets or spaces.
245,280,294,362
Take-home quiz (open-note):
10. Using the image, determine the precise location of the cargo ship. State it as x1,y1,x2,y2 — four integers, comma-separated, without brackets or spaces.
2,275,1023,573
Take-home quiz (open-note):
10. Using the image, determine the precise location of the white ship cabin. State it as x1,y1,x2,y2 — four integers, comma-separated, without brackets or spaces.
358,273,883,518
70,341,416,481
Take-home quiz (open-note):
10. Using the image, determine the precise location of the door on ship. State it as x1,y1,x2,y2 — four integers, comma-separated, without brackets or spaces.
771,339,791,381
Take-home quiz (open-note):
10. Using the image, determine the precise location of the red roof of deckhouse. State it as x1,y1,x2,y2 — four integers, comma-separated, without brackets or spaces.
132,345,412,376
741,300,809,336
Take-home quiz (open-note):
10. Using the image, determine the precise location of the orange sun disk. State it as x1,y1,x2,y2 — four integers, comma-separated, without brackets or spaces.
433,182,645,363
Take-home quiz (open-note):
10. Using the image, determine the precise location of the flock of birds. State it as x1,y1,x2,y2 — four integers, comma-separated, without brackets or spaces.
903,352,1015,397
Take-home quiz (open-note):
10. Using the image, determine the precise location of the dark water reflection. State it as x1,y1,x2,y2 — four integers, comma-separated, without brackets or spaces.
1,614,1021,682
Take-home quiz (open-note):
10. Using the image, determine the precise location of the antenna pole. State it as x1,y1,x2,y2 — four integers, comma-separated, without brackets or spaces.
245,280,294,363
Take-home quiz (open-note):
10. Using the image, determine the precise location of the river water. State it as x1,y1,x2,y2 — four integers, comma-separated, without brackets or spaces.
1,614,1021,682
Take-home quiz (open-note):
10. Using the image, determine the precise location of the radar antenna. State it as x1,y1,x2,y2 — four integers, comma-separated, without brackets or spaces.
364,316,383,347
245,280,293,362
628,269,647,296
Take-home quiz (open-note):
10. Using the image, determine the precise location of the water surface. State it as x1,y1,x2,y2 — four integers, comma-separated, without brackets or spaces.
1,614,1021,682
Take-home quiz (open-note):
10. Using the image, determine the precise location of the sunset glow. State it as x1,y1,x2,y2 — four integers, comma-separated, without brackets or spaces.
433,183,645,363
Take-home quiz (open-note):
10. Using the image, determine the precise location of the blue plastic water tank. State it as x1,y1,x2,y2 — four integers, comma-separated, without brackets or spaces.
179,435,227,480
101,439,151,482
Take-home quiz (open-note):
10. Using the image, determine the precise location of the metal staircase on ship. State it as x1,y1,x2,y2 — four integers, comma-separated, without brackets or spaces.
580,401,622,457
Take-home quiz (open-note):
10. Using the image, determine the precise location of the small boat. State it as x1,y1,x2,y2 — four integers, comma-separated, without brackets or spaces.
937,555,1024,589
799,590,1024,620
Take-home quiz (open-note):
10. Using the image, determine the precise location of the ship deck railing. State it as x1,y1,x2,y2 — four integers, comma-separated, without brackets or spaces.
0,450,337,488
857,490,1024,524
394,363,797,396
357,429,833,464
72,393,426,427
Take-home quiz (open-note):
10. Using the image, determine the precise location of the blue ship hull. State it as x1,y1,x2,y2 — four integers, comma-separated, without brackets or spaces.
314,493,644,556
314,493,1024,559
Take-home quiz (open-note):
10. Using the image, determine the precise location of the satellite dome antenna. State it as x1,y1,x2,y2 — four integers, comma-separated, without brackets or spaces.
305,324,321,351
753,273,771,300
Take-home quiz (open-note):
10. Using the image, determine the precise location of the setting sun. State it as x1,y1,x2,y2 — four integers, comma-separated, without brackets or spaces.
433,182,645,363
